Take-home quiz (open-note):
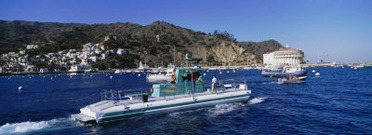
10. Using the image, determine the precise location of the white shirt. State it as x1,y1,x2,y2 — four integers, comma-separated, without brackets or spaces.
212,77,217,84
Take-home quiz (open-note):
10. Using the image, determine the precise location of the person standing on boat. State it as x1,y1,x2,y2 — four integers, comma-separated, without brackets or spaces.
171,67,177,83
211,75,217,93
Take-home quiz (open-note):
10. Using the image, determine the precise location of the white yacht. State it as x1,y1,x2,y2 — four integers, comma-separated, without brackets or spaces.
147,64,175,82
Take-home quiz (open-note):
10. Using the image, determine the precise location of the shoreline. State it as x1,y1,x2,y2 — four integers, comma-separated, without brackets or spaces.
0,70,114,76
1,63,371,76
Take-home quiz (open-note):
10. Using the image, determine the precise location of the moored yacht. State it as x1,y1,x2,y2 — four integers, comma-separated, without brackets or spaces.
146,64,176,82
261,65,307,77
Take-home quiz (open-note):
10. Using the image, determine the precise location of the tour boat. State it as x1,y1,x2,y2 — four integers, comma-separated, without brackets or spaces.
73,67,252,124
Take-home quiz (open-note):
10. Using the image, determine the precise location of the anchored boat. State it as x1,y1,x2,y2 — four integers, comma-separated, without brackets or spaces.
73,67,252,124
146,64,176,82
262,65,307,77
278,75,305,84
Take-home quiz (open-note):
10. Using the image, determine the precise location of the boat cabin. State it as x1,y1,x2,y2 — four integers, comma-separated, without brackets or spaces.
151,68,205,97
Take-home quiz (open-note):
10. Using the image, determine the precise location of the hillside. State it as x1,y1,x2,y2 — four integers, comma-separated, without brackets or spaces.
0,20,283,67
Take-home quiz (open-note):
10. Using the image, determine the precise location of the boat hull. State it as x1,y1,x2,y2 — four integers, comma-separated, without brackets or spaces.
74,90,251,124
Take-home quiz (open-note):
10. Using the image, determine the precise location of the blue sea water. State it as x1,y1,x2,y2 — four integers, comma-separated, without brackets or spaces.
0,67,371,134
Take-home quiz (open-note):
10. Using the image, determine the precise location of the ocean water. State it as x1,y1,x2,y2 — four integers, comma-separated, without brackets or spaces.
0,67,371,134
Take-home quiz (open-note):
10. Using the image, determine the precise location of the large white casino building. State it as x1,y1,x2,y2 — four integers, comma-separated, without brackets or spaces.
263,45,304,66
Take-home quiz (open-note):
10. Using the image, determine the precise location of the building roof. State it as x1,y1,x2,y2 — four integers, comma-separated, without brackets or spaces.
276,47,299,51
264,47,301,55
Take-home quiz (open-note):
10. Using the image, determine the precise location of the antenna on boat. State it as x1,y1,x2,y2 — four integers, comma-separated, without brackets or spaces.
174,45,176,67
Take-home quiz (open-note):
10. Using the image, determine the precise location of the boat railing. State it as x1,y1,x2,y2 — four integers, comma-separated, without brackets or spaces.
157,83,248,101
203,79,248,93
100,89,149,101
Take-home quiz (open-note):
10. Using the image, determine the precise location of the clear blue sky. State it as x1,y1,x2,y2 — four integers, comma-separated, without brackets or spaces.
1,0,371,63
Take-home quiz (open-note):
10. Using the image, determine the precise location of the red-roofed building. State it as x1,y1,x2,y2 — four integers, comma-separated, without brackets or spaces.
263,45,304,66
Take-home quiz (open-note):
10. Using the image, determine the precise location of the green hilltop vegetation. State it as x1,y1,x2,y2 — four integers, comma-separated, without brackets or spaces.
0,20,283,68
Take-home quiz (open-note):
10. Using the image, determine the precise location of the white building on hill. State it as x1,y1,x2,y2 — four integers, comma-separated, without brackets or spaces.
117,49,126,56
26,45,39,50
263,45,304,67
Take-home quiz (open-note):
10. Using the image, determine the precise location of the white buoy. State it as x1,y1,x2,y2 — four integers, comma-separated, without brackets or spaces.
110,76,113,79
312,70,316,73
18,86,23,91
138,74,141,77
50,77,53,80
219,71,222,74
226,71,230,73
315,72,320,76
354,67,357,69
203,73,207,76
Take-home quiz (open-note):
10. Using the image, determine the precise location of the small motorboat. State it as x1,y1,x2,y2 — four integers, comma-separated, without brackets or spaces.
278,75,305,84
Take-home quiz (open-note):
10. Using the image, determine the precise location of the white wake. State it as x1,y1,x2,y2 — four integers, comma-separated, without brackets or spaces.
0,117,81,134
248,97,268,105
208,103,244,117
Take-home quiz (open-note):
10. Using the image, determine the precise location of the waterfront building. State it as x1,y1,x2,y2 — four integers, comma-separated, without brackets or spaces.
263,45,304,67
40,68,49,73
69,65,93,72
26,65,37,73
